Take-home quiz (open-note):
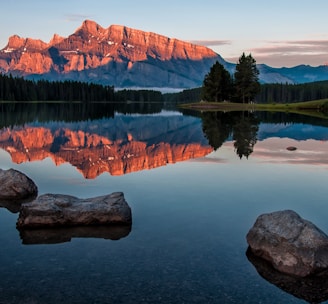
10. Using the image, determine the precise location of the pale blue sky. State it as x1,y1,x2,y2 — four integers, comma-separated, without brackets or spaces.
1,0,328,67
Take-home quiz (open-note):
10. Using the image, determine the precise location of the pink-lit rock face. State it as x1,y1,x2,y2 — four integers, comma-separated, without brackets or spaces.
0,124,213,179
0,20,221,87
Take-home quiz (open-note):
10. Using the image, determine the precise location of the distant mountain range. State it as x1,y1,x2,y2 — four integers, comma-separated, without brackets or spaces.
1,20,328,89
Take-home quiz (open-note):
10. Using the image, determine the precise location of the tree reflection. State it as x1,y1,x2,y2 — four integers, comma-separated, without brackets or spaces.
0,101,165,128
232,112,259,159
201,111,233,150
201,111,259,159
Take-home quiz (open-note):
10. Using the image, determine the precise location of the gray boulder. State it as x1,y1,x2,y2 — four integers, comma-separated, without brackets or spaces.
17,192,132,228
0,168,38,201
246,210,328,277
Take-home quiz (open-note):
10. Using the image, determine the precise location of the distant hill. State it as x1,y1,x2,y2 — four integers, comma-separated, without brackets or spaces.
258,64,328,84
1,20,328,88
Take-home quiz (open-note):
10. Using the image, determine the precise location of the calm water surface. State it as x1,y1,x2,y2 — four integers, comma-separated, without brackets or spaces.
0,103,327,303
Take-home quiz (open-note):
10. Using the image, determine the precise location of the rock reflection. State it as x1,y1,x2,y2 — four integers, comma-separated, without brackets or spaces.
0,195,37,213
246,248,328,304
19,224,131,245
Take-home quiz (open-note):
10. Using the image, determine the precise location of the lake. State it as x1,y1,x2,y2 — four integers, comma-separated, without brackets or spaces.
0,102,327,304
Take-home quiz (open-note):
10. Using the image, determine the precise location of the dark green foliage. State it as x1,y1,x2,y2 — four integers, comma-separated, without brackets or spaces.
255,81,328,103
0,74,115,102
163,87,202,104
234,53,260,103
114,89,162,102
0,73,168,103
201,61,233,102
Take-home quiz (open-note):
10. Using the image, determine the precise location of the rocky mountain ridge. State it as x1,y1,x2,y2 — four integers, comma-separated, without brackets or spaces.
0,20,225,88
1,20,327,88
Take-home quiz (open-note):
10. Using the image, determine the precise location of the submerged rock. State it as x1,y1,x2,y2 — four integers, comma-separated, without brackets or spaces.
246,210,328,277
0,168,38,201
17,192,132,228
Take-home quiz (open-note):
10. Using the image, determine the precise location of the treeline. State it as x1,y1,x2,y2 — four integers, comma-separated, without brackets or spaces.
0,74,162,102
163,88,201,103
0,74,115,102
0,72,178,103
114,89,162,102
2,73,328,104
165,81,328,104
255,81,328,103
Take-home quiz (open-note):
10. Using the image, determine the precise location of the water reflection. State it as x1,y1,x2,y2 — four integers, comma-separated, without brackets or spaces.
19,225,132,245
201,111,259,159
0,103,327,179
0,101,165,127
0,103,328,303
0,104,212,178
247,248,328,304
0,195,37,213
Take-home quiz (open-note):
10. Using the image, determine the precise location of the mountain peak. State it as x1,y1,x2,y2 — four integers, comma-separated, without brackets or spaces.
49,33,64,45
7,35,26,49
6,35,48,51
79,20,105,35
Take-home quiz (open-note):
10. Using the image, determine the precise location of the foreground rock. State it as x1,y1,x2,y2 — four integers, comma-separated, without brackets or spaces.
0,168,38,201
17,192,132,228
246,210,328,277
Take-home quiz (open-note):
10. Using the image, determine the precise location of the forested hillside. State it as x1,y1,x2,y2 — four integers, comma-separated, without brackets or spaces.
1,73,328,104
255,81,328,103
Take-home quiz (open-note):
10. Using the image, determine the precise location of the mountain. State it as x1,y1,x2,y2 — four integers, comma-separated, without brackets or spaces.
0,20,227,88
258,64,328,84
0,20,327,88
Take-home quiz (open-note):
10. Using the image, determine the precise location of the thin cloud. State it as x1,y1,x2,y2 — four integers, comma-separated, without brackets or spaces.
189,40,232,47
252,41,328,55
249,40,328,66
65,14,92,22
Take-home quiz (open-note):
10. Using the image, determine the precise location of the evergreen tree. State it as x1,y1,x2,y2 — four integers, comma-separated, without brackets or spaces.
201,61,233,102
234,53,260,103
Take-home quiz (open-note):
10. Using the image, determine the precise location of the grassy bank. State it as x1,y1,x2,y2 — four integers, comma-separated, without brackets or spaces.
179,99,328,118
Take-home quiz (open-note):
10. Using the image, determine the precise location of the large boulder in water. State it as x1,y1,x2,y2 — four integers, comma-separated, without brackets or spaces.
0,169,37,208
17,192,132,228
246,210,328,277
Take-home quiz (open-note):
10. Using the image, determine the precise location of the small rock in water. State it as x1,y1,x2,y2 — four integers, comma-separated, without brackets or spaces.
286,146,297,151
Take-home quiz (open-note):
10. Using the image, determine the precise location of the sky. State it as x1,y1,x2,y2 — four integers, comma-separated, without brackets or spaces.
1,0,328,68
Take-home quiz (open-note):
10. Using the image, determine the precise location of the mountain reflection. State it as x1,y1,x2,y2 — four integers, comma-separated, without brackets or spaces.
0,110,213,178
0,103,328,178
